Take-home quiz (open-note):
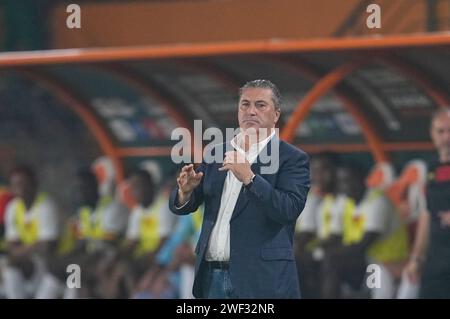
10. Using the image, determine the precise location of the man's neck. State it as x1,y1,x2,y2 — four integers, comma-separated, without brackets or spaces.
84,196,98,209
240,128,273,151
141,198,153,209
23,192,37,210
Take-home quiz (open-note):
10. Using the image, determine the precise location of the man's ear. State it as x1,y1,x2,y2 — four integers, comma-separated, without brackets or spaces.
274,109,281,124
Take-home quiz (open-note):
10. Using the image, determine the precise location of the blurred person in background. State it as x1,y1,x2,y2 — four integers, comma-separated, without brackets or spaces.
403,108,450,298
295,152,339,299
2,166,59,298
385,160,427,299
75,169,127,298
363,165,410,299
136,203,204,299
320,164,366,298
34,169,127,298
322,163,410,299
0,174,14,252
0,174,14,297
108,169,174,298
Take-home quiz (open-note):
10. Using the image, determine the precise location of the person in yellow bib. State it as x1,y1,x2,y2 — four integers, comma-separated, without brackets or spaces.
39,170,128,299
75,170,127,298
295,152,339,299
107,170,175,298
134,204,205,299
2,166,59,298
321,164,367,298
74,171,127,248
322,164,409,299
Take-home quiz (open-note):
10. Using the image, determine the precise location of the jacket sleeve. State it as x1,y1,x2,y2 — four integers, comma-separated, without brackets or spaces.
246,150,310,225
168,163,206,216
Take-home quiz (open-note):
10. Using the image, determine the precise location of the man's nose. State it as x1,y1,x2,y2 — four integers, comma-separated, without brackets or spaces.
246,104,257,115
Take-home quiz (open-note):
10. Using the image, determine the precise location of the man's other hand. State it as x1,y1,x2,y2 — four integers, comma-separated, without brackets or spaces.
219,151,254,185
177,164,203,205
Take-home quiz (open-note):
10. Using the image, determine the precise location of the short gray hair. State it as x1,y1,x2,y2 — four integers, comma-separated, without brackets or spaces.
431,107,450,125
239,79,282,110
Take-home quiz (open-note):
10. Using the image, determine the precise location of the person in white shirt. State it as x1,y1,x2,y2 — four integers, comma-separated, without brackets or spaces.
34,170,128,299
170,79,310,299
105,170,174,297
321,164,367,298
295,152,339,299
322,164,409,299
2,166,59,298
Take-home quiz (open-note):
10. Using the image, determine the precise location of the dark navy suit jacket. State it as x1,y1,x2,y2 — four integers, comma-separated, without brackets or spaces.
169,136,310,298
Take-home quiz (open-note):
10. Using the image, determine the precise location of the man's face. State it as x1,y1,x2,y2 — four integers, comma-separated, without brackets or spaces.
129,175,145,204
431,111,450,156
238,88,280,134
10,173,36,200
311,158,335,193
74,177,98,205
336,168,362,200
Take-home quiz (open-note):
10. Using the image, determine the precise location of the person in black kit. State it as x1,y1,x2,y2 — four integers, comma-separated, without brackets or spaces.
403,107,450,298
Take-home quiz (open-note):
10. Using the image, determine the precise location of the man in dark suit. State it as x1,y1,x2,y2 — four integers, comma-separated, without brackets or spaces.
169,79,310,298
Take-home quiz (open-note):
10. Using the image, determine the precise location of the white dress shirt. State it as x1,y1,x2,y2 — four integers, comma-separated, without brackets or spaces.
205,130,275,261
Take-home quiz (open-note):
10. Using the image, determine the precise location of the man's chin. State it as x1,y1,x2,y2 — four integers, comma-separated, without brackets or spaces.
242,126,260,135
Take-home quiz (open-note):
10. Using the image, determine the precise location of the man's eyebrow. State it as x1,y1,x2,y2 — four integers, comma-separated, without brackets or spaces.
240,99,269,104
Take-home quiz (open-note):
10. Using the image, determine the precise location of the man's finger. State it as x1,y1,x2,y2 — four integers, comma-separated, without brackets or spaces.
188,169,197,179
224,154,238,165
184,165,194,174
218,164,231,171
193,172,204,180
182,164,194,173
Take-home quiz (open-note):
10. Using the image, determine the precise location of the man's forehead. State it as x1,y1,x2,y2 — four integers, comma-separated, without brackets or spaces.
433,113,450,126
239,87,273,100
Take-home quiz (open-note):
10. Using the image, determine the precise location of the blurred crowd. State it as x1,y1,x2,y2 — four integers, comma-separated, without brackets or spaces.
295,152,428,299
0,157,202,299
0,152,436,299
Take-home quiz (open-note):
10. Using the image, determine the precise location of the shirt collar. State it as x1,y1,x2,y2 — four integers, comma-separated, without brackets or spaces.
230,129,275,163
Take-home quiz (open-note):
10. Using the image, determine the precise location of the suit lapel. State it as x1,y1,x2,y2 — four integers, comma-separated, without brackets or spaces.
213,141,231,191
208,143,230,220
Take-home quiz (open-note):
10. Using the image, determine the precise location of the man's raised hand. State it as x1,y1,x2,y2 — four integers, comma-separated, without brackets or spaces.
177,164,203,205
